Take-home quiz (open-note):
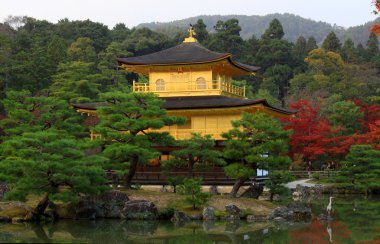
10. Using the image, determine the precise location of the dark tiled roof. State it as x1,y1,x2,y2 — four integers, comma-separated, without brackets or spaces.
117,42,260,72
72,96,295,115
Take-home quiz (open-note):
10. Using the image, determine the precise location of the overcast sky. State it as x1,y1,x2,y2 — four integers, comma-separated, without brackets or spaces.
0,0,376,28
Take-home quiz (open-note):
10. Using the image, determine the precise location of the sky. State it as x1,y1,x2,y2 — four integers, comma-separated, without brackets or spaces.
0,0,376,28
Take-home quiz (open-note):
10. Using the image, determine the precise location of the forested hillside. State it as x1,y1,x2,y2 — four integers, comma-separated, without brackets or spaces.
137,13,379,45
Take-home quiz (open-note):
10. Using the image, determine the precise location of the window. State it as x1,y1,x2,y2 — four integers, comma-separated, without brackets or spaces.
196,77,206,89
156,79,165,91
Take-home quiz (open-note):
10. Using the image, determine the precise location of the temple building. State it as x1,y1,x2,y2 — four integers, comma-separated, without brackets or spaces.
73,27,295,143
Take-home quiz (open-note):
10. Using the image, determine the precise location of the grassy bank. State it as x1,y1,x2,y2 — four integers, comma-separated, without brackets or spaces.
123,187,278,216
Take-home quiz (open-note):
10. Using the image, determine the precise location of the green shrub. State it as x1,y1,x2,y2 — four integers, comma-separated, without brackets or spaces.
167,176,185,193
158,206,175,219
177,178,209,210
312,172,321,180
214,210,227,218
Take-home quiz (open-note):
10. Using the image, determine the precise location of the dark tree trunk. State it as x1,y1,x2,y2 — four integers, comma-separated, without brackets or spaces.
229,177,245,198
188,162,194,178
125,156,138,189
270,192,274,202
33,193,50,221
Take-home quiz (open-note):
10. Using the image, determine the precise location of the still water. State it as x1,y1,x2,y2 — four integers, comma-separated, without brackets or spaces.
0,196,379,243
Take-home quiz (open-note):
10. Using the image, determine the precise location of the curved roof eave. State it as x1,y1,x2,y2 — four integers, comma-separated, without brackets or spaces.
117,54,231,66
72,96,296,115
118,56,260,74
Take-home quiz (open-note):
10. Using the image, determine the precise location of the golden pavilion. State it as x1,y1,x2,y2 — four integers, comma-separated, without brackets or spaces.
73,27,294,142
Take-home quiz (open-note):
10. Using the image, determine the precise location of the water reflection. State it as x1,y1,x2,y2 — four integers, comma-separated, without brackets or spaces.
0,196,379,243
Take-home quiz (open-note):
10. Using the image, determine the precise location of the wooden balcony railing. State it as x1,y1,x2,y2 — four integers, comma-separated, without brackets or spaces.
133,80,245,97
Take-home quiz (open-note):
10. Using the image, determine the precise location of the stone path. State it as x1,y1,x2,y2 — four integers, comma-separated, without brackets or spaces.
285,179,317,189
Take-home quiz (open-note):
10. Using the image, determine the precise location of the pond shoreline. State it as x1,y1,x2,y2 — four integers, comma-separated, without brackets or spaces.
1,182,378,224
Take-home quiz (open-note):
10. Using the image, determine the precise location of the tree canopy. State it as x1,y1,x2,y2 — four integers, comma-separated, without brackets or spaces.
93,92,184,188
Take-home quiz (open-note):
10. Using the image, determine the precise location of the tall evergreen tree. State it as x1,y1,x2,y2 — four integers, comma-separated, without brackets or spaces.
0,90,83,138
261,18,285,40
305,36,318,53
193,19,208,44
50,61,102,103
328,100,364,135
0,34,12,108
110,23,131,42
222,112,292,197
367,32,379,56
47,35,68,67
261,64,293,105
0,130,108,219
335,145,380,194
241,34,260,64
207,18,243,56
356,43,368,64
97,41,131,90
0,90,105,219
292,36,308,71
341,38,357,63
93,92,184,188
322,31,341,52
67,37,97,62
293,36,307,58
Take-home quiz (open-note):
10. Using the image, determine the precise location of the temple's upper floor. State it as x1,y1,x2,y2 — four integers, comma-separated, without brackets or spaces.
117,40,260,98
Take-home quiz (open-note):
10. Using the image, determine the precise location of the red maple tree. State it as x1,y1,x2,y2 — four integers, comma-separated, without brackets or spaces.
283,100,353,163
352,99,380,132
372,0,380,35
355,120,380,150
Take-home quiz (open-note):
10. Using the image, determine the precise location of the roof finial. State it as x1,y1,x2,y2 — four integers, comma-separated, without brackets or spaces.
183,24,198,43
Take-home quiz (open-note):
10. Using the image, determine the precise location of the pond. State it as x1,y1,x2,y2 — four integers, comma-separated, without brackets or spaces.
0,195,379,243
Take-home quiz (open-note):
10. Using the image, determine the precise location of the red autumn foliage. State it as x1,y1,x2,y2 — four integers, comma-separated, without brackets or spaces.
352,99,380,132
290,218,352,243
355,120,380,150
371,24,380,36
372,1,380,35
283,100,353,162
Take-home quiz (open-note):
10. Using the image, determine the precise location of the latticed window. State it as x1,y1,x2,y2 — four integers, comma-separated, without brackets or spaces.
156,79,165,91
196,77,206,89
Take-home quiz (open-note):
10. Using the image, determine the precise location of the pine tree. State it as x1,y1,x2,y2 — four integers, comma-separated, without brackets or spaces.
193,19,208,44
341,38,357,63
177,178,209,210
293,36,307,59
97,41,130,90
162,133,225,177
328,100,364,135
0,90,107,219
367,32,379,56
306,37,318,53
322,31,341,52
0,130,108,219
261,19,285,40
207,18,243,56
67,37,97,62
50,61,102,103
336,145,380,194
222,112,292,197
0,90,83,138
93,92,185,188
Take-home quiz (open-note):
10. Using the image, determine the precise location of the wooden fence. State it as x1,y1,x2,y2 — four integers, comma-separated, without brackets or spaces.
106,170,268,186
106,170,339,186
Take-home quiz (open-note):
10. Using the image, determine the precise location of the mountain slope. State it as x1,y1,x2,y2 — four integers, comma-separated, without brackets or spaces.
137,13,378,46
